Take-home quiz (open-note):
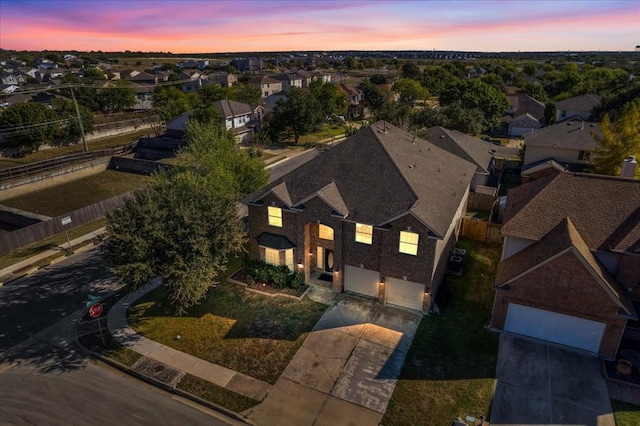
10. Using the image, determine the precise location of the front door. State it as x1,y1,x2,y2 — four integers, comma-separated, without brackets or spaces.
324,248,334,272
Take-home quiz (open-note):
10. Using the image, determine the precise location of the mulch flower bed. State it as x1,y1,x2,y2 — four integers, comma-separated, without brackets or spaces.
230,269,308,298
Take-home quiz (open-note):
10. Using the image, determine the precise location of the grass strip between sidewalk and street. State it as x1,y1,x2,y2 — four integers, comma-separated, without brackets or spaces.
177,374,259,413
383,239,501,425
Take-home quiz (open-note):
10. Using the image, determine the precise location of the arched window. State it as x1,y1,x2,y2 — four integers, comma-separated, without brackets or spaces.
319,224,334,241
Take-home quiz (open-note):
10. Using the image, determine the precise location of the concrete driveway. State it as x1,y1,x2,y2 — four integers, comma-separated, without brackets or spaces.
490,333,614,426
244,294,421,426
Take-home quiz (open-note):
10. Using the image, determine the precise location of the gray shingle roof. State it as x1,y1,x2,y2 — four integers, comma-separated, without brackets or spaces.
507,93,545,120
556,94,601,112
247,121,476,237
422,127,494,175
524,118,601,150
213,99,252,119
502,172,640,253
256,233,296,249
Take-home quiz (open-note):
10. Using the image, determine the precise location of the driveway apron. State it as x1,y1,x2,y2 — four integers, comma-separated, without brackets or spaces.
490,333,614,426
244,294,421,426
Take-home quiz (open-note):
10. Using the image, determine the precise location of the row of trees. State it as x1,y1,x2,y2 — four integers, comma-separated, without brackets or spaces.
0,99,94,152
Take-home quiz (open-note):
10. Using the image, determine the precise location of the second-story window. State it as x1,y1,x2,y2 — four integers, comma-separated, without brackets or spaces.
399,231,419,255
355,223,373,244
268,206,282,227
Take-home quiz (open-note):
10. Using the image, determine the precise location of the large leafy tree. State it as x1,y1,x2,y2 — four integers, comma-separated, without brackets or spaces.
104,120,268,314
50,99,95,145
358,79,386,113
97,82,136,112
392,78,429,107
0,102,59,151
592,99,640,177
152,86,198,122
439,79,509,129
310,80,348,117
271,88,322,144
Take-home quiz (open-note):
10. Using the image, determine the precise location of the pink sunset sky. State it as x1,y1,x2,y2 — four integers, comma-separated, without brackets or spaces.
1,0,639,53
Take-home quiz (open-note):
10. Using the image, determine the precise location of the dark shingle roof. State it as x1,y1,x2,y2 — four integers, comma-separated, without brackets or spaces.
507,93,545,120
422,126,494,175
256,233,296,249
556,94,601,112
213,99,252,118
502,173,640,253
496,217,636,317
247,121,476,237
524,118,600,150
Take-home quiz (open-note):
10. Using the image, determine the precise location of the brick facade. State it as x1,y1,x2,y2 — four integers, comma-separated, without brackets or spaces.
247,194,463,312
490,251,627,358
616,255,640,302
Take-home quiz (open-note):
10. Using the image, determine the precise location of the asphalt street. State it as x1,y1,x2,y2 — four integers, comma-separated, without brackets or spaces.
0,248,240,425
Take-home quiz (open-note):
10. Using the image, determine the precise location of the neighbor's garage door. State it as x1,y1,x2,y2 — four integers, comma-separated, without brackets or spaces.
344,265,379,298
504,303,606,353
386,277,424,311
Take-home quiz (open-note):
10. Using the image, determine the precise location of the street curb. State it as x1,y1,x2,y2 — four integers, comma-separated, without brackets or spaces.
0,242,97,287
75,332,255,426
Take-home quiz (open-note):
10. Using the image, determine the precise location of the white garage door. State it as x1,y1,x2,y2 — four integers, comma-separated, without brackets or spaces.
344,265,379,298
504,303,606,353
386,277,424,311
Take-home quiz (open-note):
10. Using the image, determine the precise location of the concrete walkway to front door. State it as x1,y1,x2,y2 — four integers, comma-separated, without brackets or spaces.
490,333,614,426
244,294,421,426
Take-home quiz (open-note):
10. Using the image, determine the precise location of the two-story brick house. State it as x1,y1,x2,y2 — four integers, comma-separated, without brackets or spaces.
244,121,476,312
490,172,639,359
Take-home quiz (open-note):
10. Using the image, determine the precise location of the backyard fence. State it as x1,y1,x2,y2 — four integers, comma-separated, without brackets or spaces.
467,190,497,212
461,218,503,244
0,192,133,256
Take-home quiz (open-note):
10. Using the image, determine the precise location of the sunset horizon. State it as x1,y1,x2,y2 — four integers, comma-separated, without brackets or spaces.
1,0,639,54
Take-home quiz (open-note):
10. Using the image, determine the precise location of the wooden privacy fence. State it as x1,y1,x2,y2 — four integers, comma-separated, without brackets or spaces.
461,218,503,244
0,192,133,256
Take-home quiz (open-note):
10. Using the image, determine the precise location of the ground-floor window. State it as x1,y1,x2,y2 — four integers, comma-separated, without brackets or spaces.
263,247,294,272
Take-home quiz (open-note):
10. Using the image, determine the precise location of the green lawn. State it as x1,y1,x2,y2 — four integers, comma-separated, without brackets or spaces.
2,170,148,216
177,374,258,412
383,239,501,425
612,399,640,426
128,256,328,384
297,124,347,143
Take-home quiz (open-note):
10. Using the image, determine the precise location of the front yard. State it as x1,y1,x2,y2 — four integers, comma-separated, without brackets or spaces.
127,256,327,384
383,239,501,425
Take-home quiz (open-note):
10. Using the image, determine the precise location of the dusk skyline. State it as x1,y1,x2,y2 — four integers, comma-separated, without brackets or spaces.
1,0,639,53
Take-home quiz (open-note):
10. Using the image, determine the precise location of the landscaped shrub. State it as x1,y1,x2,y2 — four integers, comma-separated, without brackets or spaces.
243,259,303,289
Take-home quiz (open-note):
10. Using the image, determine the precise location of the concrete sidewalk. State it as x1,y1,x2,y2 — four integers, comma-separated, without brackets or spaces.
106,277,272,402
0,228,105,284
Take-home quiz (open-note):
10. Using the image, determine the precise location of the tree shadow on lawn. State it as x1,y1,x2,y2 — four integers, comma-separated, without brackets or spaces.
128,280,327,342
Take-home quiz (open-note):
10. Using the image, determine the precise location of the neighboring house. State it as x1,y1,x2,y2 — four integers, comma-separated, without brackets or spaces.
523,118,600,172
244,121,476,313
556,94,600,122
232,58,263,72
273,73,303,91
131,85,154,110
296,70,314,88
499,93,545,136
127,72,158,86
178,69,203,81
490,172,639,359
212,99,255,143
311,70,332,84
208,71,237,87
337,83,364,117
422,126,495,190
248,76,283,98
112,69,140,80
0,83,19,94
181,78,212,93
1,71,19,85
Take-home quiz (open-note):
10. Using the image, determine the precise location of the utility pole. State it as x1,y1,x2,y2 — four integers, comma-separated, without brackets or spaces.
70,85,88,152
